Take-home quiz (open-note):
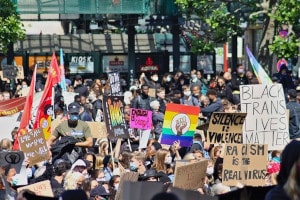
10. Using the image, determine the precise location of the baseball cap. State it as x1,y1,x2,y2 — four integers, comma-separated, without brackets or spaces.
68,102,80,114
75,75,82,80
90,185,110,198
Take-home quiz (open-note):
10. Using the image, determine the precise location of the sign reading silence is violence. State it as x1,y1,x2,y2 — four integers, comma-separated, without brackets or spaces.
206,112,247,144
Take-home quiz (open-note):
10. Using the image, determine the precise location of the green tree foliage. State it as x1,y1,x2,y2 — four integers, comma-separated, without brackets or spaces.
268,0,300,59
175,0,258,54
0,0,25,53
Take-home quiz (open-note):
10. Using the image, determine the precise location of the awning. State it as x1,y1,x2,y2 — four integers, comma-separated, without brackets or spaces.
0,97,26,117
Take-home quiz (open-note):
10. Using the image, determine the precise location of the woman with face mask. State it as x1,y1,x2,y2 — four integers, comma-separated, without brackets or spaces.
141,72,161,90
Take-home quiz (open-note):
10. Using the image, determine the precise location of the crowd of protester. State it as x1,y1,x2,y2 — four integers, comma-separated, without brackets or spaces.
0,63,300,200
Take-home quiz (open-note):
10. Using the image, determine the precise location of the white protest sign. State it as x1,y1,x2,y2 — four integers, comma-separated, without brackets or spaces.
138,130,151,149
240,84,290,150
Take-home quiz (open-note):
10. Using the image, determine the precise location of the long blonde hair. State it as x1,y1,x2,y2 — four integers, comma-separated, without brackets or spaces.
152,149,169,173
284,160,300,200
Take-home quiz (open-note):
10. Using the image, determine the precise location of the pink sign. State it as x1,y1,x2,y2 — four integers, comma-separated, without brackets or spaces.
130,108,152,130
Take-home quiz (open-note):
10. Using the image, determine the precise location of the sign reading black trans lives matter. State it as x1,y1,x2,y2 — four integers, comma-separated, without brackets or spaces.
240,84,289,150
207,112,247,144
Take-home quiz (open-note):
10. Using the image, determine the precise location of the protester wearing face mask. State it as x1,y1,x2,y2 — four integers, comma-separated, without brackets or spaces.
142,72,161,90
190,69,202,91
180,85,200,106
231,64,249,104
48,102,93,151
130,152,147,175
161,73,173,95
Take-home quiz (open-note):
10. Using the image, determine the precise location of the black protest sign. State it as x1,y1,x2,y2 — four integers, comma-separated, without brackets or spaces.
108,72,122,96
206,112,246,144
171,187,218,200
0,151,24,173
2,65,17,79
19,128,50,167
222,144,268,186
240,84,290,150
123,181,163,200
103,95,129,139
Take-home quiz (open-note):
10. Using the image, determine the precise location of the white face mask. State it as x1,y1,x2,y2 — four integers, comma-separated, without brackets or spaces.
184,91,191,96
114,183,119,191
166,76,172,82
206,166,214,175
165,156,172,165
153,76,159,82
238,69,244,74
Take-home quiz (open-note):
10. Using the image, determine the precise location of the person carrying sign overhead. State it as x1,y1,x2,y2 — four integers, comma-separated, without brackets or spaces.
48,102,93,159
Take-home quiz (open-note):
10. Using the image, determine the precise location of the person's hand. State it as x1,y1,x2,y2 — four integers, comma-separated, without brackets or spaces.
173,140,181,151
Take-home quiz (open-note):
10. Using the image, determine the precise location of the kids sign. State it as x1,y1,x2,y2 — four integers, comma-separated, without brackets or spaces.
240,84,290,150
130,108,152,130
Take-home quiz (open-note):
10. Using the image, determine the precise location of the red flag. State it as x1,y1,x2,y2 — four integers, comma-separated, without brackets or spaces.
13,65,37,150
50,52,61,85
33,52,59,140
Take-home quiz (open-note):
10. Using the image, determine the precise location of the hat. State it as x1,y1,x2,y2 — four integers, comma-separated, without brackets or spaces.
206,89,217,96
90,185,110,197
142,169,158,180
75,75,82,80
71,159,86,170
288,89,297,99
68,102,80,114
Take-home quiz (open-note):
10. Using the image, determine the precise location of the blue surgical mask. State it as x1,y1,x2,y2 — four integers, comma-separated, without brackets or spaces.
130,162,138,171
70,114,79,121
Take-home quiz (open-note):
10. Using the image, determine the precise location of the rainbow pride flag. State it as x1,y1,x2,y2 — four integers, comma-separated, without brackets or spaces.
246,46,272,84
161,103,200,147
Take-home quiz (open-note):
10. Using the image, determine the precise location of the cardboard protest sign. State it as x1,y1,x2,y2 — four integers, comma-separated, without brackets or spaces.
240,84,290,150
138,129,151,149
129,108,152,130
161,103,200,147
123,181,163,200
206,112,247,144
17,180,54,197
19,128,50,167
0,151,24,173
115,172,139,200
103,95,129,139
173,160,208,190
16,66,24,80
108,72,122,96
87,122,108,139
222,144,268,186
